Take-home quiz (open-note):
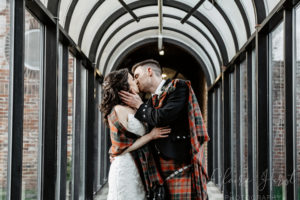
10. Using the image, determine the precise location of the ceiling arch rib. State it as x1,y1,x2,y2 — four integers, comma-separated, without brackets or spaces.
106,33,214,85
213,0,250,47
95,6,222,66
84,0,229,65
177,0,236,60
96,16,220,77
60,0,77,31
102,29,216,83
95,7,222,69
234,0,251,38
253,0,267,24
239,0,256,34
68,0,102,43
112,37,213,85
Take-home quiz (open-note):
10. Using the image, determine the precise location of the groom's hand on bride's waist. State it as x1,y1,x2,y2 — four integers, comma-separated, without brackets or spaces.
119,90,143,109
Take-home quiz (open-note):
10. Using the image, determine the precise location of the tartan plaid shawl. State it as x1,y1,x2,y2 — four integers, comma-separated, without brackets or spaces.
107,109,164,194
156,79,210,200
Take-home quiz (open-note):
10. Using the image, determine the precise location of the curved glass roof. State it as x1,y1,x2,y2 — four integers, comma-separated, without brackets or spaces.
43,0,278,85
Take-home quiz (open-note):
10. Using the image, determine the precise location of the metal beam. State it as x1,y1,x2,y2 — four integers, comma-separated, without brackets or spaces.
8,0,25,199
111,37,213,86
95,14,222,69
181,0,205,24
119,0,140,22
101,26,217,80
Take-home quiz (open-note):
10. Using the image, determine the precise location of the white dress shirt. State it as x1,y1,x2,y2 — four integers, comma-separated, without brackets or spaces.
152,79,166,97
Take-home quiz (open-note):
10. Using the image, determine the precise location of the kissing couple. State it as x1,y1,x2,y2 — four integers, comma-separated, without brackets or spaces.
100,59,210,200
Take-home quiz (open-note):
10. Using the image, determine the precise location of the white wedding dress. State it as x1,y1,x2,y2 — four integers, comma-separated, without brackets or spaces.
107,114,147,200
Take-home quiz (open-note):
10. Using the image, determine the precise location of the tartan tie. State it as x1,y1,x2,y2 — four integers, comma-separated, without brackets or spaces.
152,94,159,107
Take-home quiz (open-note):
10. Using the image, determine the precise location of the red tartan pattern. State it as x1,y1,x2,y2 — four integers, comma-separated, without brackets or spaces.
107,108,163,194
160,157,196,200
153,79,210,200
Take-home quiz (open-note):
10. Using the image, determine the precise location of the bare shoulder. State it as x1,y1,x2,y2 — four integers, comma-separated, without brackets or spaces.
113,105,135,127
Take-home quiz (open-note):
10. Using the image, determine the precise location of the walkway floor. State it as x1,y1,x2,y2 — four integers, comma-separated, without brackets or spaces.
94,181,223,200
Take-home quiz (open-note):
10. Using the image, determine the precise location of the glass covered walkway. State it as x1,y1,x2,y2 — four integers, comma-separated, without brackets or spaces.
1,0,300,199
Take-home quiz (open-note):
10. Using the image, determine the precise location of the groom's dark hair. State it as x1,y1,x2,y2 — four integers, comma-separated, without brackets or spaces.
131,59,162,76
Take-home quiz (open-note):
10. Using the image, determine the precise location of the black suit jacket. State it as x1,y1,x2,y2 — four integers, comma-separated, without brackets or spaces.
135,79,191,163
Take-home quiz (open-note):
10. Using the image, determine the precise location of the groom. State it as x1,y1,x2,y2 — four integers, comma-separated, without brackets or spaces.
119,59,209,200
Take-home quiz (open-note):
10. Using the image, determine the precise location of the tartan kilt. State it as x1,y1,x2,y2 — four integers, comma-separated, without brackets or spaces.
159,157,197,200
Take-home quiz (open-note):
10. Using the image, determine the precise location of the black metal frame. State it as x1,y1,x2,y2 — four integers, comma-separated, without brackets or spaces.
101,25,217,79
8,0,25,199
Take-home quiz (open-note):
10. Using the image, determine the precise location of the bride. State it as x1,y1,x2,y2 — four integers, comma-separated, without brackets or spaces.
100,68,170,200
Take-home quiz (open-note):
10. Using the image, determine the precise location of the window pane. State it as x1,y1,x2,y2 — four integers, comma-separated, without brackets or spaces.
66,53,75,200
0,0,10,198
79,67,87,199
295,5,300,199
269,22,286,199
251,49,258,199
56,43,63,200
230,70,237,198
97,85,102,189
240,60,248,199
22,10,43,199
217,86,223,189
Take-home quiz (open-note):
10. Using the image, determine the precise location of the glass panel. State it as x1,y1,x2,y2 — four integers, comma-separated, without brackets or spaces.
22,10,43,199
218,0,247,48
240,0,256,34
230,70,237,198
217,86,223,190
212,90,217,183
104,29,215,82
56,43,63,200
240,60,248,199
66,53,75,200
79,66,87,199
252,49,258,199
0,0,10,198
269,22,286,199
59,0,73,28
265,0,280,14
295,5,300,200
96,5,222,70
96,85,102,189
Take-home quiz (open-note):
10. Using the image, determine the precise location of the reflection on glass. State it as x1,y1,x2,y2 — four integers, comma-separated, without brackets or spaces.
66,53,75,200
252,49,258,199
217,86,223,189
97,85,102,189
269,22,286,199
22,10,43,199
295,5,300,199
240,60,248,199
0,1,10,198
79,67,87,199
230,71,237,198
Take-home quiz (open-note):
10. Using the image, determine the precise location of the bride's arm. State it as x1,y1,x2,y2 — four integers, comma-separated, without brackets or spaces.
122,127,170,154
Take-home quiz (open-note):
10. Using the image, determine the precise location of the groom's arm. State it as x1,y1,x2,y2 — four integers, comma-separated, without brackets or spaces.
135,82,188,127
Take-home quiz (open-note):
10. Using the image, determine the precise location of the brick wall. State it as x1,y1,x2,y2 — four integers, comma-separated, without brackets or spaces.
0,2,10,195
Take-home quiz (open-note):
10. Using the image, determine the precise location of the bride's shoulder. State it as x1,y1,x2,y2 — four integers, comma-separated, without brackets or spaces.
113,105,135,126
114,105,135,115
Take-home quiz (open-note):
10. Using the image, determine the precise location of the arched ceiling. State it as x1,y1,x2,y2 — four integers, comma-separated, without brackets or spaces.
43,0,281,84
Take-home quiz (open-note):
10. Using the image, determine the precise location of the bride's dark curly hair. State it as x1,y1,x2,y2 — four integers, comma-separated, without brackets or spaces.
100,68,130,124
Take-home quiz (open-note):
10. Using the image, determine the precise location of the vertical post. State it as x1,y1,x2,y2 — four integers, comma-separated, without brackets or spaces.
256,28,269,198
85,68,96,199
283,5,294,200
8,0,25,199
41,20,58,199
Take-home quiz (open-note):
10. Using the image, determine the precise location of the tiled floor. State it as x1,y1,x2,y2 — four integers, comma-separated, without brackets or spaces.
94,181,223,200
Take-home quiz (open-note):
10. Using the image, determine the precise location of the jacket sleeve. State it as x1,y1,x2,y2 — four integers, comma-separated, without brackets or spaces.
134,81,188,127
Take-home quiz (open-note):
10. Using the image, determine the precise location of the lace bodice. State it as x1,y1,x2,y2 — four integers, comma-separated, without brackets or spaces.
127,114,146,136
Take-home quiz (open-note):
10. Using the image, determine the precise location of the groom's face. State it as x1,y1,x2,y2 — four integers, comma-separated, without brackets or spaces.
133,66,150,93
